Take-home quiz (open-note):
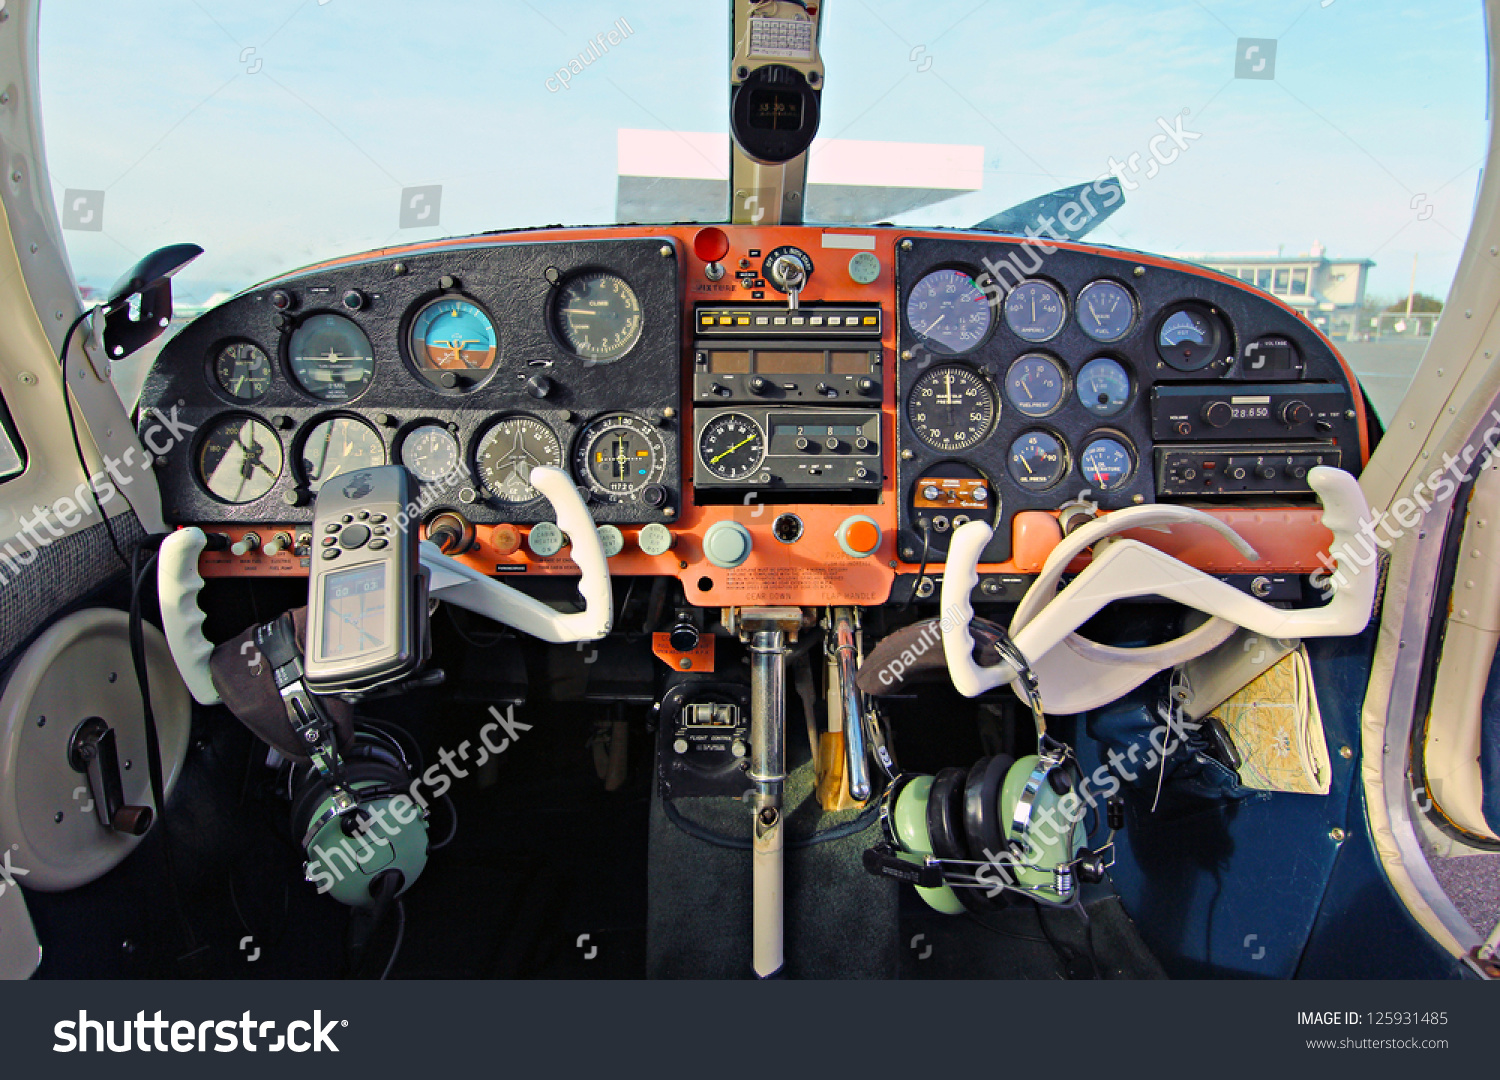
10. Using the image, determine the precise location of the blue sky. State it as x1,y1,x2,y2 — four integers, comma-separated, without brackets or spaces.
37,0,1489,305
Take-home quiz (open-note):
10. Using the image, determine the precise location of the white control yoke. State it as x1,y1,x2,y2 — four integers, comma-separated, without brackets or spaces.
160,466,612,705
940,467,1376,713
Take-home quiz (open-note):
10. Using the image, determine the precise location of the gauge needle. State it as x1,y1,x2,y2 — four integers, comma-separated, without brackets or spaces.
1019,453,1034,475
1021,374,1034,397
924,314,946,335
711,436,754,464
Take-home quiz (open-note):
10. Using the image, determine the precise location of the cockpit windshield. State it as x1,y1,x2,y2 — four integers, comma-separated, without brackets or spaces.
39,1,1489,418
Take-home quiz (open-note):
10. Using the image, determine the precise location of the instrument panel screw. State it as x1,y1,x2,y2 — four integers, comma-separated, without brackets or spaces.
660,245,674,258
1132,494,1145,503
1133,266,1146,277
1338,745,1353,759
304,729,320,744
900,449,914,461
18,371,35,385
439,275,456,290
392,262,407,275
662,407,675,420
54,812,63,823
1328,827,1346,843
899,239,912,251
678,658,691,670
901,548,915,560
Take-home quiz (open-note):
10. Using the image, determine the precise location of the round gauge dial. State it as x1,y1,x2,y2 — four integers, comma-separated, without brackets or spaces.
1076,357,1132,418
399,423,461,484
213,341,271,401
1003,280,1067,342
907,365,997,453
553,271,643,363
408,297,498,385
1156,306,1224,371
699,412,766,481
1005,354,1067,417
197,416,282,504
905,268,992,355
475,416,562,505
301,416,386,493
1079,435,1134,491
1008,431,1068,490
287,314,375,402
573,413,667,503
1076,280,1137,343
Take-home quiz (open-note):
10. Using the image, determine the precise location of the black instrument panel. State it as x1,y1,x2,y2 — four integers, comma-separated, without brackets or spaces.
894,236,1363,564
141,237,684,527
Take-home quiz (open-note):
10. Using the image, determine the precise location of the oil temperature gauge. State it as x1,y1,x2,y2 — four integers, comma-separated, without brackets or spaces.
1079,435,1135,491
573,413,667,504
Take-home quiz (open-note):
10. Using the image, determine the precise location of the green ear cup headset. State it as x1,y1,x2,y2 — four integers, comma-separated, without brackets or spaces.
862,624,1111,912
290,725,429,909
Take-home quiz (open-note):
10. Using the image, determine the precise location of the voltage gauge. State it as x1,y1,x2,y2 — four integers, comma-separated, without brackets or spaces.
573,413,667,504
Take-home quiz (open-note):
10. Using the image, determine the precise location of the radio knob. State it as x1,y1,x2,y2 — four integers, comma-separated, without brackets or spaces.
1281,400,1312,427
1229,466,1247,481
795,436,811,451
1201,401,1232,428
749,376,770,395
825,437,841,451
527,374,553,399
1286,463,1308,479
1256,464,1277,481
857,378,878,395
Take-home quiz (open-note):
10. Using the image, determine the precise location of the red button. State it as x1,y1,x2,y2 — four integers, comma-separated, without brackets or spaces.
843,520,879,556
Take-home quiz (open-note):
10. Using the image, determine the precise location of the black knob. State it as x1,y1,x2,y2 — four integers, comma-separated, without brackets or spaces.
795,436,810,451
341,289,365,311
749,376,770,395
269,289,294,311
642,483,667,508
816,382,835,397
668,623,700,652
1281,400,1312,427
527,374,553,399
1286,463,1308,479
1256,465,1277,481
1229,466,1247,480
1201,401,1232,428
439,370,461,389
857,378,878,395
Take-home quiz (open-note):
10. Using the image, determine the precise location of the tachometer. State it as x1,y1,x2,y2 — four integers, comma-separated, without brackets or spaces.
699,412,766,481
906,365,997,452
399,423,461,484
1076,280,1136,343
408,297,498,386
213,341,271,402
288,314,375,402
1079,435,1134,491
1008,431,1067,490
1005,354,1067,417
475,416,562,505
300,416,386,493
553,271,643,363
1003,280,1066,343
1076,356,1132,418
197,416,282,504
905,268,992,355
573,413,667,503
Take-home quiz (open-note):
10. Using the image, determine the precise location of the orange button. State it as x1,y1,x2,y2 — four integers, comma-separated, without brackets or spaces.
489,523,522,556
843,520,879,556
1011,511,1061,572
